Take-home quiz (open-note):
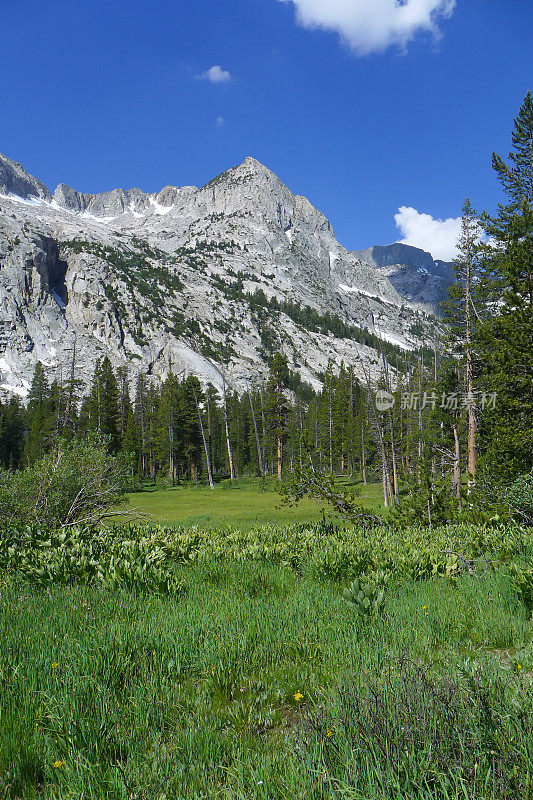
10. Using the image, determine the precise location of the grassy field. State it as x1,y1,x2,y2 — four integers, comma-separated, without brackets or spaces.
119,477,384,529
1,521,532,799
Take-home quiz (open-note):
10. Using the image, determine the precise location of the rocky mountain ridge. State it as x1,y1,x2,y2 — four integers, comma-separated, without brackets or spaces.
0,152,444,398
354,243,454,309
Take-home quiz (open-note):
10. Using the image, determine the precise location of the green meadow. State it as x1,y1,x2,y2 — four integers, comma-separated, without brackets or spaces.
120,478,384,530
1,516,532,799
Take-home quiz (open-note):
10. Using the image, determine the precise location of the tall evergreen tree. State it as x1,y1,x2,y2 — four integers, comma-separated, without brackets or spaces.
264,354,290,480
134,373,149,476
0,397,25,469
476,91,533,484
24,362,53,463
159,372,180,484
86,357,121,452
116,367,134,447
444,199,486,490
491,90,533,222
179,376,203,481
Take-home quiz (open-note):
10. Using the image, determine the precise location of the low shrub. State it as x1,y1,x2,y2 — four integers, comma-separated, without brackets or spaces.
157,520,530,582
0,524,183,596
0,436,134,529
510,560,533,615
342,570,388,617
506,469,533,524
2,518,530,593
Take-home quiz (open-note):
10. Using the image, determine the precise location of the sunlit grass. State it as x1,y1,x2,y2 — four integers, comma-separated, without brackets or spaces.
118,476,384,530
1,555,532,799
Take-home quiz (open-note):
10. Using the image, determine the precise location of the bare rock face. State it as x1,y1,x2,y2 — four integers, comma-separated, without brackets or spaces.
154,186,182,206
53,183,87,212
0,153,51,201
0,152,444,398
354,243,454,313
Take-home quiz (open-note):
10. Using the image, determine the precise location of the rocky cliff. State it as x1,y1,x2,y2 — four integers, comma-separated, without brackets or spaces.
0,152,443,397
354,243,454,313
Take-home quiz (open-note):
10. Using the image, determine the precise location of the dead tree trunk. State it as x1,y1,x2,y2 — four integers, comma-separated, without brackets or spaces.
194,392,214,489
221,371,235,481
452,425,461,503
382,353,399,498
63,334,77,431
248,387,264,477
360,364,393,507
361,415,367,486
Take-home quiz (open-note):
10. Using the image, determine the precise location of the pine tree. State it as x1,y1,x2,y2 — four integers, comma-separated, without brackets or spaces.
159,372,180,484
491,90,533,223
264,354,290,480
444,199,486,490
145,384,161,481
134,373,149,476
247,385,265,477
24,362,53,463
179,376,203,482
86,357,121,452
205,384,224,476
0,397,25,469
116,367,134,447
476,92,533,484
421,362,465,505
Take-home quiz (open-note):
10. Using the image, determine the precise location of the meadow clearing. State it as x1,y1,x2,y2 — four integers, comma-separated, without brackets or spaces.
119,477,385,530
1,485,532,799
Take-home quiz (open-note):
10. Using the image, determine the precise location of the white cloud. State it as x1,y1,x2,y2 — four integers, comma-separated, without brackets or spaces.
394,206,461,261
215,116,226,128
200,65,232,83
280,0,456,55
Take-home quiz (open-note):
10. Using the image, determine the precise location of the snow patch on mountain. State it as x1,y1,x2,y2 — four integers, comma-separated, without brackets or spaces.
0,151,444,396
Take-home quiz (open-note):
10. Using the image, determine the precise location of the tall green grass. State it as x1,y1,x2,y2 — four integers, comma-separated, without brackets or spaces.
118,477,385,530
1,552,532,798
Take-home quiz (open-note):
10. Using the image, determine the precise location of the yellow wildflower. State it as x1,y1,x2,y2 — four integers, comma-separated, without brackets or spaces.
517,664,522,670
294,691,304,702
51,663,58,669
326,729,333,738
422,606,427,610
53,760,64,768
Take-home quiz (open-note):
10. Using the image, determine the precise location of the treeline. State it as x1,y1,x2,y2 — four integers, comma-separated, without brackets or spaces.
0,324,528,517
0,354,378,485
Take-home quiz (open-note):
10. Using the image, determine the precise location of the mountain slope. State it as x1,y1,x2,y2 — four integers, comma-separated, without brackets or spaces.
0,153,51,201
0,153,441,397
354,243,454,313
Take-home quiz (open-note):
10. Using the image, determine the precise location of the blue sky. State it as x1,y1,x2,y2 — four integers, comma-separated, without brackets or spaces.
0,0,531,258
